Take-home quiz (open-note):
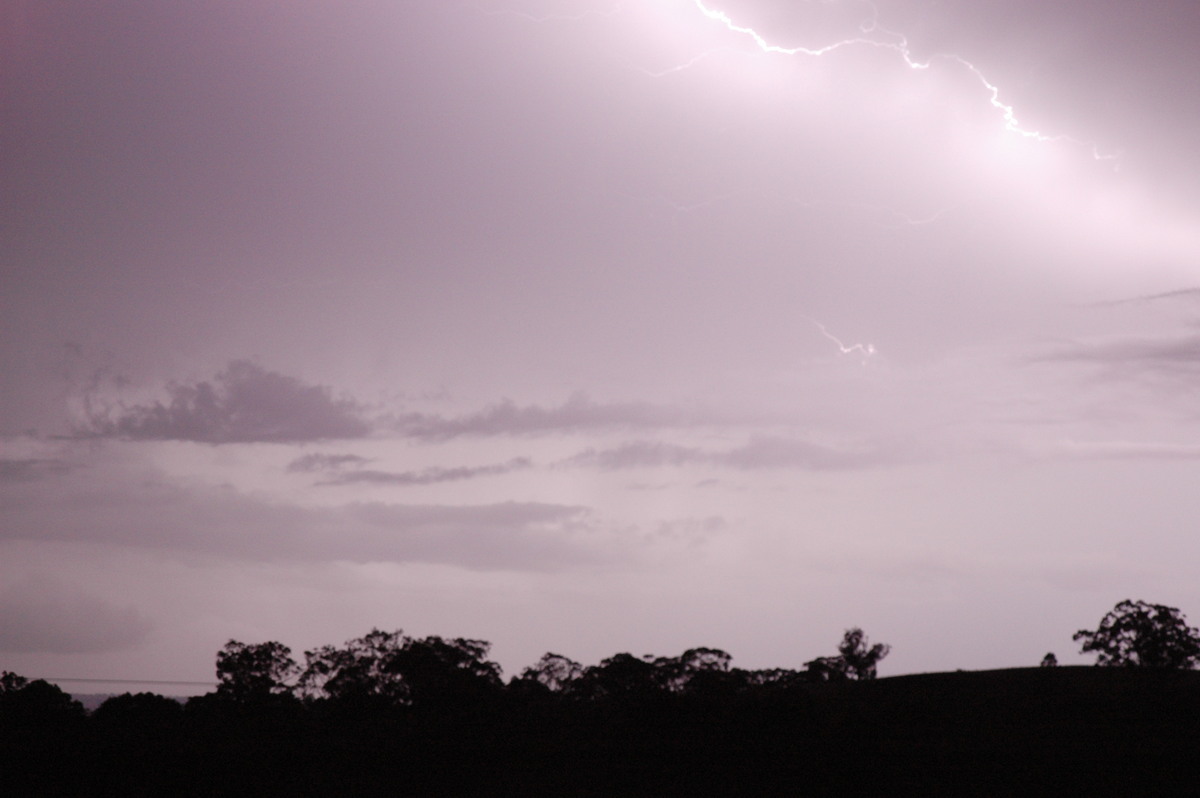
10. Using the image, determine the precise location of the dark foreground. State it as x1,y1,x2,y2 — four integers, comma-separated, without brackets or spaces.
3,667,1199,796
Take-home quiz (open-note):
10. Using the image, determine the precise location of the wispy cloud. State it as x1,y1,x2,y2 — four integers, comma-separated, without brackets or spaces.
1088,287,1200,307
1032,439,1200,461
390,392,721,440
719,436,896,470
561,441,701,469
1036,329,1200,382
80,366,754,445
317,457,533,487
78,361,372,444
561,435,900,471
286,452,374,473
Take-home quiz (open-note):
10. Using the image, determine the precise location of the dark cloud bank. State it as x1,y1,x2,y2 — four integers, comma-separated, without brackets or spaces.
82,363,726,445
83,361,371,443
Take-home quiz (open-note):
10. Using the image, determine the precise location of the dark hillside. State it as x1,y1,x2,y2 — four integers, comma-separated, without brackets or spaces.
3,667,1199,795
805,667,1200,794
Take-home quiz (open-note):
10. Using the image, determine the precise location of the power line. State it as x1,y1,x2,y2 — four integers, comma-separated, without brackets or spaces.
40,677,216,687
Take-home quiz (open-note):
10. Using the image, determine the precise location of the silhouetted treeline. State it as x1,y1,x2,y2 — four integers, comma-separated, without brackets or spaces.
4,615,1200,795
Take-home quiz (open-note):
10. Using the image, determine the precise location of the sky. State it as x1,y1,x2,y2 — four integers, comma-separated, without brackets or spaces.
4,0,1200,692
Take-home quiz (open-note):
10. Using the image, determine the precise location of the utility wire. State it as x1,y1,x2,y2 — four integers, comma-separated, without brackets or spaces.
40,677,216,687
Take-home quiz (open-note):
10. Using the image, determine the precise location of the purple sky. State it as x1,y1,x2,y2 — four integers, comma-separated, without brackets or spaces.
5,0,1200,690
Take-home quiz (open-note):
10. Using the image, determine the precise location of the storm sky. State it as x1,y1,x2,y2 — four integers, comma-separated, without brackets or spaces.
5,0,1200,689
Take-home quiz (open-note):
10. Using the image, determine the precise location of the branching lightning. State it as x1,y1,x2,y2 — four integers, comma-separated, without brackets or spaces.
690,0,1116,161
481,1,1117,160
485,0,1124,360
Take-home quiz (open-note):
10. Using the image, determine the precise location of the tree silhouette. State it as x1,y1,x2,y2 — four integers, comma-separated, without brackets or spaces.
838,628,891,680
516,652,584,693
575,653,661,701
1073,599,1200,669
216,640,299,700
299,628,409,703
0,671,27,695
295,629,503,710
805,628,891,680
659,647,734,694
386,635,503,710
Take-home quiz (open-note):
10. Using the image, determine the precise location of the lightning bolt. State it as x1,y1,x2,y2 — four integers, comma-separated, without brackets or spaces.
689,0,1116,161
631,46,729,78
802,315,877,361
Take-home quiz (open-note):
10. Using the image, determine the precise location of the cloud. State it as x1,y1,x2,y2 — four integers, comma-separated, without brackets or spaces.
286,452,374,473
1035,329,1200,386
0,471,608,571
317,457,533,486
718,435,894,470
80,371,749,446
561,435,898,471
82,361,372,443
390,392,716,440
652,516,726,547
1090,287,1200,307
561,441,702,469
0,458,70,483
1055,333,1200,370
0,579,153,654
1033,440,1200,461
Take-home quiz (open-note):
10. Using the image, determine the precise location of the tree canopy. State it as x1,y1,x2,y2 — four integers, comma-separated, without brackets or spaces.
1073,599,1200,669
805,628,891,681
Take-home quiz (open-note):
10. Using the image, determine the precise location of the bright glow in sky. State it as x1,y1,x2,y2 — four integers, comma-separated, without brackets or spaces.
4,0,1200,691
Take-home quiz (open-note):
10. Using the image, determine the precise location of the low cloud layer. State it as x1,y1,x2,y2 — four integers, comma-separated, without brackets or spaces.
82,361,372,443
1040,329,1200,382
0,580,153,654
0,458,71,483
1,470,608,571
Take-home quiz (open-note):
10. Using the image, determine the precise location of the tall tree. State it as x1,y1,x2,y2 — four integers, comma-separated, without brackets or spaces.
1073,600,1200,668
838,628,891,680
805,628,891,681
215,640,298,700
517,653,584,693
299,628,409,703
